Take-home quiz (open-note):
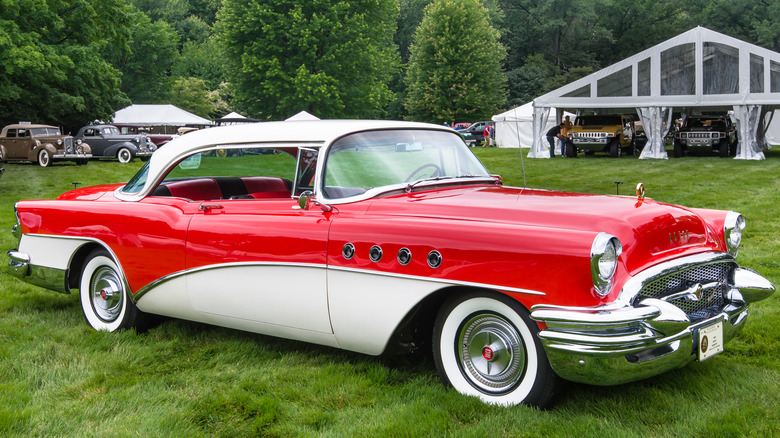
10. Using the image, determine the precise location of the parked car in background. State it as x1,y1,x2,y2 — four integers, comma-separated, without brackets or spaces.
568,114,636,157
75,125,157,163
0,123,91,167
7,120,774,407
673,115,737,158
111,124,175,147
460,120,493,146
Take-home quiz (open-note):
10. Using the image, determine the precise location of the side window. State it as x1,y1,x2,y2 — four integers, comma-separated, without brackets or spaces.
151,146,298,201
7,129,16,138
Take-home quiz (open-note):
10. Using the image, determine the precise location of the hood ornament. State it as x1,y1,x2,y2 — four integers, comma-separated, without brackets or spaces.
636,183,645,200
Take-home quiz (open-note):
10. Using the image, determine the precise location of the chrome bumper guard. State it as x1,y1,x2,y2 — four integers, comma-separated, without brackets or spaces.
531,265,774,386
7,249,70,294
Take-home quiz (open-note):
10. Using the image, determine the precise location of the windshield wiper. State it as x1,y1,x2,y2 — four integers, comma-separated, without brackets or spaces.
404,175,493,192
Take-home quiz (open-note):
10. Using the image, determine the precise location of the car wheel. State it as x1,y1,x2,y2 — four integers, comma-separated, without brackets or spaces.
37,149,52,167
117,147,133,163
80,249,142,331
433,292,557,407
609,139,621,158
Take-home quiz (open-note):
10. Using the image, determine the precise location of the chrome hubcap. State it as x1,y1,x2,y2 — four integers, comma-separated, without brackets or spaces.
458,313,525,393
90,266,123,322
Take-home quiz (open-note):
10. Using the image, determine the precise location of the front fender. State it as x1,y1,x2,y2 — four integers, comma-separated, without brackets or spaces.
104,142,137,157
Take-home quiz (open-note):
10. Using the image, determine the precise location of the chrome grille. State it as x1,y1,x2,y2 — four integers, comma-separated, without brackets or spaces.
64,137,74,153
574,132,606,138
637,262,732,321
686,133,717,139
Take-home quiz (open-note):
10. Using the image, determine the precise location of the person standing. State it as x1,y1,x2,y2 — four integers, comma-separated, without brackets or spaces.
545,124,564,157
560,116,573,157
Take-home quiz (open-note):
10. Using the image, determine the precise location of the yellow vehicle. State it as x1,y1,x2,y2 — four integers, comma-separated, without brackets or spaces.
567,114,636,158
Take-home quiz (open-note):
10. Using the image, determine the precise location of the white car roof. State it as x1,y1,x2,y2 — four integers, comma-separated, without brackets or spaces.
126,119,456,200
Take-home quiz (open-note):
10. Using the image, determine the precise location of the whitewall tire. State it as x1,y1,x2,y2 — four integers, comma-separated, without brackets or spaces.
37,149,51,167
117,147,133,163
79,250,141,331
433,292,557,407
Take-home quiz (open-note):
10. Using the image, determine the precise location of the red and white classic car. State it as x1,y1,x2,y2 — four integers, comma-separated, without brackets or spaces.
7,120,774,407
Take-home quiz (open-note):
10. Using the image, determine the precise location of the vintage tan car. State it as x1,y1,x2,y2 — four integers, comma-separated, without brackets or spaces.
0,123,92,167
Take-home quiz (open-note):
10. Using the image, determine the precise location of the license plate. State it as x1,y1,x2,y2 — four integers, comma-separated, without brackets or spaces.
698,321,724,361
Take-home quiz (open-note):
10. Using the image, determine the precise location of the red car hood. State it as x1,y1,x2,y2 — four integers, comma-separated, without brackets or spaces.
365,185,723,274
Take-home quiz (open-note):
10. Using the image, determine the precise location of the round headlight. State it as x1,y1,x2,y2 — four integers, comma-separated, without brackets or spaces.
725,212,746,257
57,139,63,145
76,139,82,145
591,233,623,296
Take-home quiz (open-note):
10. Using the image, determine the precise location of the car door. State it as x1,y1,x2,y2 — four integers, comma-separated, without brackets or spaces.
5,128,27,159
173,146,334,336
185,198,334,334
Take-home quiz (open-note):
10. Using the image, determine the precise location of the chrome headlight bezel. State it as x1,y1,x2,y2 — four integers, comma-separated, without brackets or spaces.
591,233,623,297
724,211,746,257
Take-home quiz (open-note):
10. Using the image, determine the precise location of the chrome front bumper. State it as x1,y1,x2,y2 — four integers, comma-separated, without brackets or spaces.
531,262,774,386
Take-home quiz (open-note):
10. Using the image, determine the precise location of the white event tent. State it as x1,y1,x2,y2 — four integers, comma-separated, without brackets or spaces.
523,26,780,160
492,102,575,153
112,104,213,127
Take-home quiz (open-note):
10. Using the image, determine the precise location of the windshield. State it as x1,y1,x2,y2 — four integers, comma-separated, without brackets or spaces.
322,129,490,200
30,127,61,136
576,116,622,126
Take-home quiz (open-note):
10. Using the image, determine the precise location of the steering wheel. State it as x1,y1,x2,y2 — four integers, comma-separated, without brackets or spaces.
404,163,442,183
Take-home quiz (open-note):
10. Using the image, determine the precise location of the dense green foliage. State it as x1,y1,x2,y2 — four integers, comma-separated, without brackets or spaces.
0,150,778,435
0,0,132,132
1,0,778,128
405,0,507,123
217,0,400,120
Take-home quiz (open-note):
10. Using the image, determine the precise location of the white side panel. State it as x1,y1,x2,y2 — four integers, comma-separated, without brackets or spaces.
19,234,90,269
137,269,340,349
328,269,445,355
186,265,332,334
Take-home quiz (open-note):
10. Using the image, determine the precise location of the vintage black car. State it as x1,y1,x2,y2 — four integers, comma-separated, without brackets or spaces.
75,125,157,163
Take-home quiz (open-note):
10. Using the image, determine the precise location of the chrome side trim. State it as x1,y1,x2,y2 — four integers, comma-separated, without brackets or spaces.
133,262,546,304
133,262,329,302
328,265,546,296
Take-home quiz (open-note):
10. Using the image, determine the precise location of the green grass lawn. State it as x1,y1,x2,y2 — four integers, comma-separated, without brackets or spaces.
1,149,778,437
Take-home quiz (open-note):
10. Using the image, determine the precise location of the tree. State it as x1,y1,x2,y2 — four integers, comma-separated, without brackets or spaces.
217,0,400,120
0,0,133,131
105,11,180,104
404,0,507,123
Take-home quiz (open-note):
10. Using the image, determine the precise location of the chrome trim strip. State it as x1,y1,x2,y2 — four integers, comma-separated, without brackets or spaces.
328,265,546,296
134,262,546,302
133,262,329,302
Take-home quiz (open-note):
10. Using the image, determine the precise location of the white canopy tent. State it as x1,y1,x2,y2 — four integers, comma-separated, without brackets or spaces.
530,26,780,160
112,104,214,126
492,102,574,155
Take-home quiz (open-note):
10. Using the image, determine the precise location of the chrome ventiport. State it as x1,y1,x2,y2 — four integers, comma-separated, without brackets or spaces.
342,243,355,260
427,250,442,268
369,245,383,262
397,247,411,265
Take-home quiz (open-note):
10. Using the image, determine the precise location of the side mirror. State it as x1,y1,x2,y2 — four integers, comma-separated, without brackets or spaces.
298,190,313,210
298,191,333,212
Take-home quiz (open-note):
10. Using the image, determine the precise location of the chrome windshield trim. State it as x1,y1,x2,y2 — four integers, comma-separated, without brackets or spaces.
317,176,499,205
